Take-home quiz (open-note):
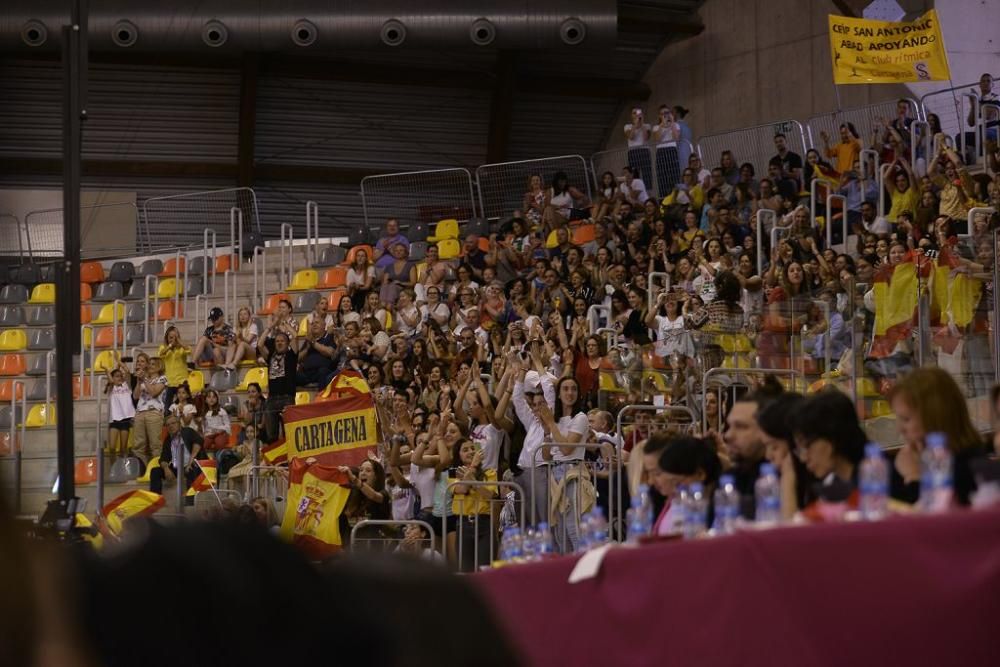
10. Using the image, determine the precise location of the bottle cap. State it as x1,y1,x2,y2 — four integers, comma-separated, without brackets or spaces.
719,474,734,485
689,482,703,493
760,463,776,475
864,443,882,457
926,432,947,449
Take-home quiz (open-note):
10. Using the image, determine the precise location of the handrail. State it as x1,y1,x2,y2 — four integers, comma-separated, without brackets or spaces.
877,162,893,220
755,209,775,276
111,299,128,360
10,380,26,514
203,228,217,296
531,444,616,536
809,178,821,229
305,201,319,266
826,193,847,250
79,324,96,398
252,246,267,312
444,480,524,565
349,519,437,554
44,350,54,416
587,304,610,335
859,148,880,199
910,120,931,177
959,92,978,165
280,223,294,289
230,206,242,274
173,249,181,319
144,274,160,345
595,326,616,350
192,295,206,343
811,298,833,380
222,270,236,326
96,375,106,510
701,367,804,431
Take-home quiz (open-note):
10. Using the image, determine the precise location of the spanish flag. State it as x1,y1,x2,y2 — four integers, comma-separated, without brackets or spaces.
75,513,104,549
261,439,288,466
280,458,352,560
187,459,218,496
935,244,982,327
316,369,370,401
871,257,919,358
101,489,166,536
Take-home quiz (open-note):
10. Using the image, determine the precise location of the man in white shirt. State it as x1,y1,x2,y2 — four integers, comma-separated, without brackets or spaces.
619,166,649,206
512,367,556,527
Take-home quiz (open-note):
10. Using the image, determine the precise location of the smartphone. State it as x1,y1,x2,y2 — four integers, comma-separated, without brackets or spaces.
121,356,134,363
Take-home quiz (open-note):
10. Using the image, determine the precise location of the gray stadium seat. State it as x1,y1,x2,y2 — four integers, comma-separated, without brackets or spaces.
108,261,135,283
25,305,54,326
408,221,429,242
91,281,124,303
0,285,29,304
125,302,147,323
25,355,49,377
27,329,55,351
125,325,145,347
137,259,163,277
188,256,209,276
38,264,55,282
27,380,48,402
210,369,238,392
0,406,22,430
292,291,320,314
409,242,428,261
0,305,23,326
466,217,490,237
221,394,240,413
123,280,153,301
9,264,40,285
184,277,205,297
348,225,371,246
313,246,347,268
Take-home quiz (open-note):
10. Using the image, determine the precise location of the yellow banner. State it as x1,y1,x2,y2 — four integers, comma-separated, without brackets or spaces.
829,9,950,84
284,394,378,465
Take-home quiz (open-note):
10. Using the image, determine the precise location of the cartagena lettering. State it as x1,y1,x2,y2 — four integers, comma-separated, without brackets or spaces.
293,415,369,452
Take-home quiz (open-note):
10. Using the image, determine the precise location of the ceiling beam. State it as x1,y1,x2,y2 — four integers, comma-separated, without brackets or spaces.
617,3,705,36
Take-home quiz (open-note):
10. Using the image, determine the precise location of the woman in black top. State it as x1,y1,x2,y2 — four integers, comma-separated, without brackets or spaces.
622,285,652,347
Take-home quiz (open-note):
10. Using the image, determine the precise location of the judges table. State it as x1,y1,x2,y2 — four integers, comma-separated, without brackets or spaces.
475,508,1000,667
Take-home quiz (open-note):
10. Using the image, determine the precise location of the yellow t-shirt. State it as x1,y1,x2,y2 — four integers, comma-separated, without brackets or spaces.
888,187,919,222
826,139,861,175
158,344,191,387
450,467,497,516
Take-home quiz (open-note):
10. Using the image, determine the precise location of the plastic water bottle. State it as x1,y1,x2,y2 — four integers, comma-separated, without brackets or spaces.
859,443,889,520
575,512,594,553
683,483,708,539
499,526,524,562
713,474,739,535
920,432,953,513
521,526,538,561
675,484,690,535
535,522,555,558
589,506,609,547
754,463,781,525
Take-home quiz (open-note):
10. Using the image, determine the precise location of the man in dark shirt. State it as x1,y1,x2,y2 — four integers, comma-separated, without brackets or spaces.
766,159,799,203
297,318,337,388
192,307,234,368
149,415,205,495
722,389,778,519
772,133,804,188
257,331,299,443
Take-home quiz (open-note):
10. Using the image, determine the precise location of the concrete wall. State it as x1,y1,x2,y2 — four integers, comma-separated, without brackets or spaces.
604,0,915,150
910,0,1000,96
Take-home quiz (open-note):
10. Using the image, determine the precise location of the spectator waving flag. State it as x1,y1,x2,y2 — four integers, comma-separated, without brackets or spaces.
316,368,370,401
187,459,218,497
871,256,919,358
101,489,166,536
280,458,352,559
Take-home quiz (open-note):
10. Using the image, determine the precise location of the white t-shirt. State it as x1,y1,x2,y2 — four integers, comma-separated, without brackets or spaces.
421,302,451,327
410,463,438,510
305,312,335,330
654,314,686,356
551,412,590,462
170,402,198,426
396,305,420,337
652,123,678,148
135,375,167,413
346,265,375,288
624,122,651,147
619,178,649,205
108,383,136,422
470,422,503,471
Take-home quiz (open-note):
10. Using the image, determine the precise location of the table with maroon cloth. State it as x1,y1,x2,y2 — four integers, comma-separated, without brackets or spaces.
475,508,1000,667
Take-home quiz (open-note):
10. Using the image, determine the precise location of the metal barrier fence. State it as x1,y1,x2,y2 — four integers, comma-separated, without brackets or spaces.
697,120,807,181
919,77,999,154
447,480,524,571
590,142,694,201
350,519,438,558
143,187,260,252
0,213,24,260
805,98,920,150
476,155,590,222
360,168,478,234
23,201,140,259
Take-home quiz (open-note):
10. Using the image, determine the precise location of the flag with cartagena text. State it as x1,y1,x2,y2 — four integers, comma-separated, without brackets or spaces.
282,392,379,467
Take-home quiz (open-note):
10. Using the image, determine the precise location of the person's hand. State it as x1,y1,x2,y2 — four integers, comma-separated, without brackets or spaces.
337,465,357,484
471,449,484,468
163,466,176,483
531,401,553,425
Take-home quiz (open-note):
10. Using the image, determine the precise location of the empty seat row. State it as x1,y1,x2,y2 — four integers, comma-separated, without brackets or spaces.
0,305,55,327
0,328,55,351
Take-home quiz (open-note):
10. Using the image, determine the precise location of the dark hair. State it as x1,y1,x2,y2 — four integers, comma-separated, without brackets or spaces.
673,105,689,118
733,375,785,413
644,430,673,456
279,298,293,312
554,376,584,421
757,393,805,443
713,271,742,305
792,389,866,466
551,170,569,193
657,436,722,486
841,122,859,138
247,381,262,394
739,162,755,176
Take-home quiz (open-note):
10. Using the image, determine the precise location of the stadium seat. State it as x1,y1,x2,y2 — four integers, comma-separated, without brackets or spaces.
123,280,152,301
868,399,892,418
0,329,28,352
9,264,40,285
0,354,26,376
80,282,92,302
348,225,372,246
0,406,21,430
72,376,92,399
137,259,163,277
437,239,461,260
25,403,55,428
108,261,135,283
91,350,119,374
157,278,182,300
25,354,49,377
38,264,55,282
125,302,147,323
408,242,428,261
187,370,206,395
215,255,232,274
25,306,54,326
227,422,243,448
236,367,267,392
286,269,318,292
80,261,105,284
74,457,96,484
92,281,124,303
327,289,347,311
136,455,159,484
292,291,320,314
160,257,186,278
317,267,347,289
0,380,24,401
572,224,596,245
188,256,210,276
466,217,490,237
0,285,29,304
258,293,289,316
92,302,125,325
209,369,237,392
295,391,311,405
94,326,122,349
125,325,145,347
27,283,56,304
342,244,375,267
27,329,55,351
183,277,205,297
157,300,182,320
27,380,47,401
408,221,429,242
0,305,23,327
427,218,459,242
297,317,310,337
80,304,92,325
313,246,347,268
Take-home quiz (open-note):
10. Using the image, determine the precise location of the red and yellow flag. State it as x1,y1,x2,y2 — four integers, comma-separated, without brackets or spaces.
186,459,218,496
871,258,919,358
316,369,370,401
280,458,352,560
101,489,166,535
261,439,288,466
282,393,379,468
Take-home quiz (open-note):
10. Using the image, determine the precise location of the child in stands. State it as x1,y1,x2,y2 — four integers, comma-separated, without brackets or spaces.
105,362,135,465
201,389,231,454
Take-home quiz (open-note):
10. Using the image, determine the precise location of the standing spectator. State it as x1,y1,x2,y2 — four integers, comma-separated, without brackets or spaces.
192,308,234,369
373,218,410,271
379,242,415,306
157,325,190,412
131,356,167,469
672,105,694,173
200,389,232,454
257,331,298,443
296,320,337,389
652,104,681,196
884,156,918,223
338,460,390,548
149,415,205,495
820,123,862,175
104,363,135,465
623,107,653,193
719,151,739,185
223,307,259,370
960,73,999,164
347,248,376,311
522,174,547,230
772,133,804,188
511,354,556,530
929,147,976,227
688,153,712,190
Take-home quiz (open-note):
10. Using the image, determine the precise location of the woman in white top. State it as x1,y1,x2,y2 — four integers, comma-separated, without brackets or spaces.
200,389,232,453
455,373,507,472
360,290,389,330
420,286,451,328
652,104,682,197
105,363,136,463
224,306,259,370
624,107,653,195
533,375,591,553
304,297,335,332
522,174,547,229
346,248,376,311
451,286,480,336
646,292,692,360
543,171,590,232
169,382,199,429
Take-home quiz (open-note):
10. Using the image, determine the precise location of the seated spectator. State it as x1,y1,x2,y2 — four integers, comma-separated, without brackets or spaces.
347,247,377,311
688,152,712,189
334,294,360,328
719,150,739,185
461,235,491,281
592,171,620,223
722,377,783,518
772,133,803,187
544,171,591,231
192,307,234,368
167,382,198,429
766,159,799,202
889,367,988,506
257,331,298,443
394,289,421,337
200,389,231,453
373,218,410,271
378,242,415,308
239,382,266,434
296,318,337,388
360,291,389,331
360,317,391,360
756,392,812,518
644,434,722,535
149,414,206,495
224,307,259,370
303,297,334,333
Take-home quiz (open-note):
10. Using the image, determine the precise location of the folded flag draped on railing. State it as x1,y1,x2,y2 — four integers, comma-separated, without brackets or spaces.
101,489,166,536
280,458,352,559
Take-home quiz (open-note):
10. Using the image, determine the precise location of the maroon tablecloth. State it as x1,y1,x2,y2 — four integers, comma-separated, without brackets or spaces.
475,509,1000,667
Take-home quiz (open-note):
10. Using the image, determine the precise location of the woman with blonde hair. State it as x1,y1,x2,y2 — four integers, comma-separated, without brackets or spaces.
223,307,258,370
889,367,988,506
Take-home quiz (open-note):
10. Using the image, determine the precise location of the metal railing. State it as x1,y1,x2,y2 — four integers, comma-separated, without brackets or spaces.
697,120,807,181
756,209,776,276
304,201,319,266
360,167,478,232
279,223,294,290
144,274,160,345
826,193,848,250
350,519,437,556
9,380,26,514
805,98,920,150
530,444,611,553
202,229,217,296
0,213,26,261
222,270,237,327
230,206,243,272
587,304,610,334
476,155,591,222
446,480,524,570
918,77,999,153
79,325,97,399
142,187,261,251
24,201,140,259
252,246,267,313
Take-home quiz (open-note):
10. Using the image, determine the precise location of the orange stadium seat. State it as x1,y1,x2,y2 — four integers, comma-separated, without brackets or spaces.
0,380,25,401
80,261,105,284
215,254,233,273
318,267,348,289
80,282,93,302
0,354,26,376
258,293,289,316
327,289,347,311
157,301,183,320
160,257,186,278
